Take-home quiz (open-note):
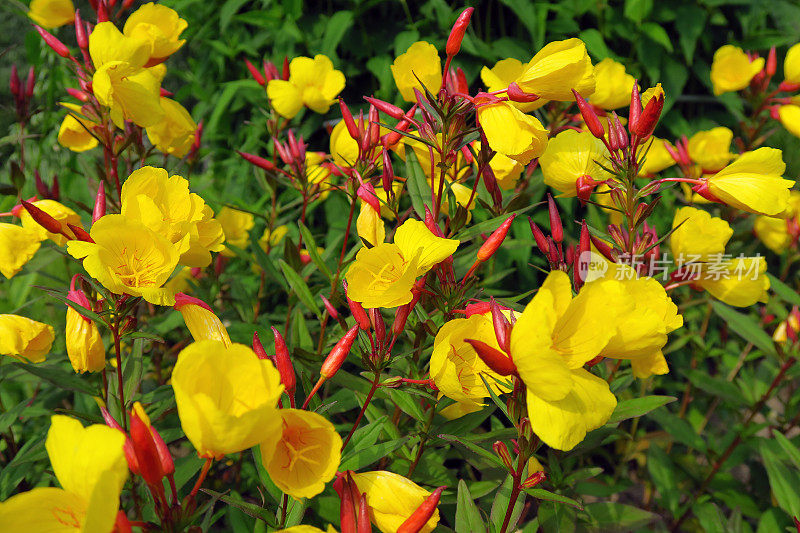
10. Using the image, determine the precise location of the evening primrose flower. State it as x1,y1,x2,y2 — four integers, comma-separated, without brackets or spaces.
754,192,800,253
259,224,288,252
0,224,41,279
351,471,440,533
638,137,676,176
590,58,636,110
476,97,548,165
0,314,54,363
391,41,442,102
123,2,187,64
267,55,345,118
515,38,595,101
785,43,800,84
27,0,74,28
539,129,611,197
778,105,800,138
145,97,197,158
261,409,341,500
66,214,179,305
480,58,546,112
89,22,163,128
345,220,459,308
19,199,83,246
65,287,105,373
430,313,512,415
701,147,794,216
217,206,255,256
121,166,224,267
172,340,283,459
0,415,127,531
687,127,734,172
671,206,733,261
173,293,231,347
330,118,360,167
710,45,764,95
57,103,98,152
357,203,385,247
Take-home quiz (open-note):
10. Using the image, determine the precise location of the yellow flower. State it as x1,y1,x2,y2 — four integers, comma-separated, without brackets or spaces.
687,127,734,172
705,147,795,216
754,193,800,253
515,38,595,101
307,151,333,190
778,104,800,138
351,471,440,533
697,256,769,307
489,151,525,190
123,2,187,63
0,415,127,531
172,340,283,459
66,302,105,374
785,43,800,84
89,22,163,128
267,55,345,118
66,214,179,305
19,199,83,246
27,0,74,28
510,271,619,450
480,58,547,112
710,45,764,95
330,118,360,167
539,129,611,197
0,314,54,363
261,409,341,500
0,224,41,279
121,166,224,267
57,103,98,152
165,266,196,294
259,224,289,252
638,137,675,176
430,313,512,412
357,203,386,247
671,206,733,262
476,98,548,165
345,220,459,308
174,293,231,347
217,206,254,257
145,97,197,158
590,58,635,110
391,41,441,102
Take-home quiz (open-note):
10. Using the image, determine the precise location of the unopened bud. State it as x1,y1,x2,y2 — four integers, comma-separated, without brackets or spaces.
493,441,515,471
521,471,547,489
381,150,395,197
21,200,64,236
344,282,371,331
320,295,338,320
364,96,405,120
130,404,165,485
572,89,604,139
628,82,641,134
35,26,71,58
9,64,20,97
490,298,511,353
271,327,296,396
766,46,777,77
357,182,380,212
528,218,550,253
24,66,35,99
446,7,474,57
245,58,266,86
252,331,273,362
75,10,88,49
93,182,106,223
320,324,360,379
465,338,517,376
507,82,540,103
397,486,446,533
547,195,563,243
478,214,516,262
339,98,361,141
237,150,276,172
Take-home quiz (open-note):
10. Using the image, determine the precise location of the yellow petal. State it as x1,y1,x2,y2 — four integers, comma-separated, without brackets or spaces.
28,0,74,28
697,257,770,307
357,204,386,247
477,100,549,164
390,41,442,102
89,21,150,70
344,243,418,308
710,45,765,95
670,206,733,261
785,43,800,84
393,219,459,272
540,129,611,197
590,58,636,110
630,351,669,379
0,223,41,279
0,314,54,363
516,38,595,101
352,471,439,533
268,80,304,119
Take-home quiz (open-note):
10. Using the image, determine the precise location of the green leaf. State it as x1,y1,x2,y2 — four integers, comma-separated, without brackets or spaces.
647,445,680,514
201,489,276,526
13,362,96,396
456,479,485,532
578,29,612,60
490,475,525,533
768,274,800,306
772,430,800,469
523,488,583,510
339,437,408,471
388,388,426,422
250,233,289,292
298,222,333,281
712,301,777,356
608,395,676,424
641,22,674,52
675,5,707,64
404,149,431,218
583,502,659,530
624,0,653,23
760,439,800,517
278,260,321,317
320,11,353,57
438,434,506,470
648,409,706,452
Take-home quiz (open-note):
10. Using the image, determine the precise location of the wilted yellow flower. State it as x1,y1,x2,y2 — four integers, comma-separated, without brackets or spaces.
710,45,764,95
261,409,341,500
480,58,547,112
357,203,385,247
19,199,83,246
89,22,163,128
351,471,440,533
123,2,187,63
173,293,231,346
539,129,611,197
267,55,345,118
476,98,548,165
57,103,98,152
515,38,595,101
66,293,105,373
391,41,442,102
671,206,733,261
638,137,676,176
590,58,635,110
778,105,800,138
704,147,795,216
66,214,179,305
346,220,459,308
0,415,127,531
172,340,283,459
785,43,800,84
0,224,41,279
217,206,254,256
0,314,54,363
430,313,512,413
27,0,74,28
687,127,734,172
121,166,224,267
145,97,197,158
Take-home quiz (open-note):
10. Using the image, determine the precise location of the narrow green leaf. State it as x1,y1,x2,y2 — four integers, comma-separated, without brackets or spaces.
524,488,584,510
438,433,505,470
768,274,800,306
13,362,96,395
772,430,800,469
404,149,431,218
298,222,332,280
456,479,485,532
278,260,321,317
712,301,776,356
608,395,676,424
340,437,409,471
201,489,276,526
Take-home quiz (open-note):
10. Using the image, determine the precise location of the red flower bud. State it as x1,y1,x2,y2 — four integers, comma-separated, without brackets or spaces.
97,0,109,22
357,182,380,212
35,171,48,199
446,7,474,57
68,224,93,243
628,82,641,134
263,60,279,82
245,58,266,86
766,46,777,77
150,425,174,476
66,87,90,102
576,174,599,204
252,331,273,362
454,66,468,94
93,182,106,223
493,441,515,471
424,206,444,237
357,491,371,533
335,474,358,533
547,194,563,243
320,324,359,379
477,214,516,262
397,486,446,533
381,105,417,148
521,471,547,489
9,64,20,97
339,98,361,141
271,326,296,396
25,66,35,99
130,409,164,485
507,82,540,103
237,150,276,171
282,55,290,81
528,218,550,253
21,200,64,237
490,298,511,353
344,282,371,331
634,91,664,140
321,295,338,320
35,26,71,58
370,308,385,346
572,89,604,139
465,339,517,376
75,10,88,50
364,96,405,120
382,150,395,196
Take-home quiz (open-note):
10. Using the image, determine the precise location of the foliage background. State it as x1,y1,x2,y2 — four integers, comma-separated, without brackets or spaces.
1,0,800,532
